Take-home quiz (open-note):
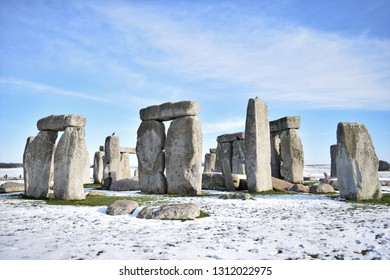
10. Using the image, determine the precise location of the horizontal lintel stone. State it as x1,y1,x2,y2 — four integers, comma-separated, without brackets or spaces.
120,147,136,154
269,116,300,133
140,101,200,121
217,132,245,143
37,114,86,131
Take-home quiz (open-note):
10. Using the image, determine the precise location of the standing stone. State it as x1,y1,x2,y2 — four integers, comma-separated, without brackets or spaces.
232,140,246,174
336,122,382,200
24,132,57,198
23,136,35,195
136,120,167,194
93,150,104,183
203,153,216,173
221,158,235,191
279,129,304,183
245,97,272,192
103,136,120,184
166,116,202,195
330,144,338,177
53,127,87,200
215,142,232,172
270,133,281,178
119,152,131,179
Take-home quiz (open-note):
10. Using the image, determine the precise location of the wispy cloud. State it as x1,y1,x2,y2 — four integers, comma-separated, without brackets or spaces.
203,118,246,135
91,1,390,110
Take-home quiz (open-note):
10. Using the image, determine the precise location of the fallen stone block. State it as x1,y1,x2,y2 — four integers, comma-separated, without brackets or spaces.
137,203,200,220
106,200,139,216
218,193,253,200
0,182,25,193
109,178,139,191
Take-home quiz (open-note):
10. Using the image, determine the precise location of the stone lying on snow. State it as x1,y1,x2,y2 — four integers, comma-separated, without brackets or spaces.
379,160,390,171
109,178,139,191
0,182,25,193
37,114,86,131
140,101,200,121
271,177,293,192
106,200,139,216
88,190,108,196
218,193,253,200
309,183,335,194
287,184,310,193
137,203,200,220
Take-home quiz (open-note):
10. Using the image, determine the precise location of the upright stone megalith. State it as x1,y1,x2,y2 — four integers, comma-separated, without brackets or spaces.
279,129,304,183
330,144,338,177
24,131,57,198
245,97,272,192
103,136,120,184
136,120,167,194
336,122,382,200
93,148,105,184
54,127,88,200
166,116,202,195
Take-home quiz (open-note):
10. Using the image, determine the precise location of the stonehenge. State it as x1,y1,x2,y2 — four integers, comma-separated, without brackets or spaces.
136,101,202,195
23,114,89,200
336,122,382,200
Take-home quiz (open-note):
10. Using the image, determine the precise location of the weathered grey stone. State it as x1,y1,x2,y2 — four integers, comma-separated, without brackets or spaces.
271,177,293,192
110,178,139,191
270,132,281,178
166,116,202,195
329,179,339,190
217,132,245,143
379,160,390,171
88,190,108,196
279,129,304,183
218,193,253,200
287,184,310,193
83,154,90,184
330,144,338,177
215,142,232,172
137,203,200,220
245,97,272,192
0,182,25,193
336,122,382,200
24,131,58,198
203,153,216,173
103,136,121,184
232,140,246,174
99,145,104,151
119,152,131,179
221,158,235,191
309,183,335,194
136,120,167,194
120,147,136,154
201,172,225,190
23,136,35,194
106,200,139,216
37,114,86,131
140,101,200,121
209,148,217,153
269,116,300,133
93,150,104,183
53,127,87,200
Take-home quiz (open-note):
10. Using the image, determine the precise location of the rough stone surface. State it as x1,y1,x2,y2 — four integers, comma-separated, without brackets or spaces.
269,116,300,133
103,136,121,184
279,129,304,183
215,142,232,172
271,177,293,192
201,172,225,190
336,122,382,200
88,190,108,196
23,136,35,194
203,153,216,173
217,132,245,143
166,116,202,195
245,97,272,192
270,133,281,178
93,151,104,183
140,101,200,121
109,178,139,191
0,182,25,193
137,203,200,220
221,158,235,191
379,160,390,171
53,127,87,200
106,200,139,216
330,145,338,177
24,131,58,198
309,183,335,194
119,152,131,179
287,184,310,193
136,121,167,194
37,114,86,131
232,140,246,174
120,147,136,154
218,193,253,200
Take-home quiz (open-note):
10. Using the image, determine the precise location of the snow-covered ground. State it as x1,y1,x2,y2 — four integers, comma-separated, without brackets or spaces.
0,166,389,260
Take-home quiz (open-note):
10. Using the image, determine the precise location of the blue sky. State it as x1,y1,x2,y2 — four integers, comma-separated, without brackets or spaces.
1,0,389,165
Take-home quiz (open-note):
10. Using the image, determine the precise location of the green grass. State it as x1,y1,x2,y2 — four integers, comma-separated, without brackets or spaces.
83,183,101,189
344,193,390,206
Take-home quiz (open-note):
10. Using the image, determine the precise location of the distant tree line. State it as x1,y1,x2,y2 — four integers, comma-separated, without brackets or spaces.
0,163,23,168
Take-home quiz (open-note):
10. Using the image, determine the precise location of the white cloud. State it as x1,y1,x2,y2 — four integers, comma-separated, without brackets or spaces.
202,118,246,135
